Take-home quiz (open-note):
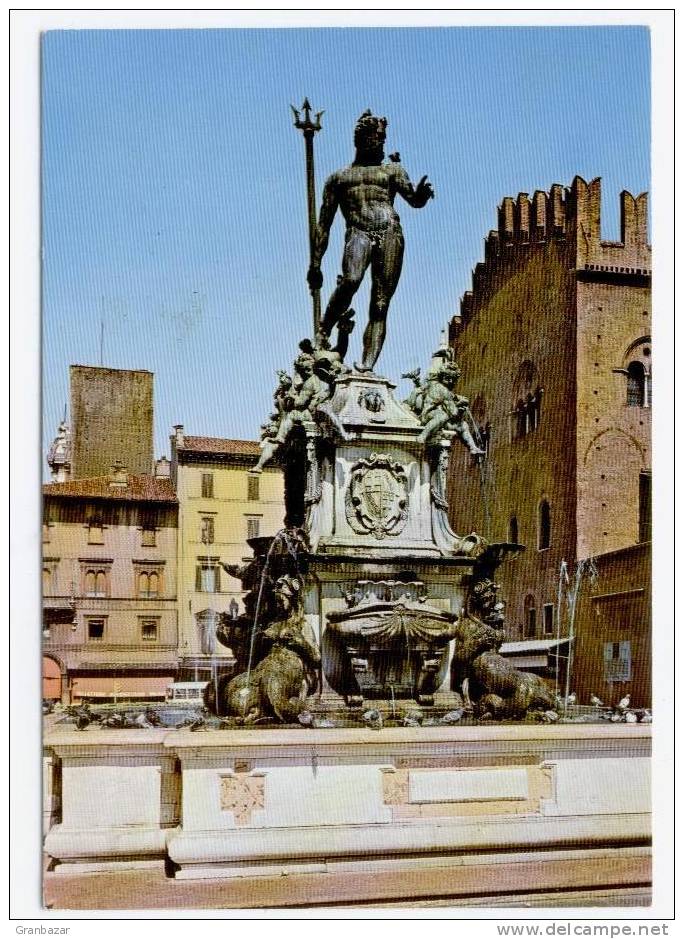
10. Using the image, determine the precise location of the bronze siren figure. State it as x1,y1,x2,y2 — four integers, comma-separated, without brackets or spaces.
305,109,434,373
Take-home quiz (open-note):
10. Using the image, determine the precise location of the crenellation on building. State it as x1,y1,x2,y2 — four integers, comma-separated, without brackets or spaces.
531,189,548,241
455,177,651,333
514,192,530,242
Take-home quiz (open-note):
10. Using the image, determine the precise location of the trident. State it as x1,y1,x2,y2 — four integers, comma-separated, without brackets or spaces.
291,98,324,335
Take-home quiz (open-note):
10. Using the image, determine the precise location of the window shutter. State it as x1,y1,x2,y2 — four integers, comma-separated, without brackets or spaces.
619,640,632,681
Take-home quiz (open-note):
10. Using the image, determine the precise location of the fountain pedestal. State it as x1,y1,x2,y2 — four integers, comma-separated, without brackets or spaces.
281,371,493,708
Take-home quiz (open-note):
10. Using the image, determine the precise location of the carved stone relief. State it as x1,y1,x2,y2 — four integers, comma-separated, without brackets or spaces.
344,453,409,539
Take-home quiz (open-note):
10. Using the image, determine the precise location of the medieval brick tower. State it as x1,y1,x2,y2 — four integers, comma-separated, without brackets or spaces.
448,177,651,706
69,365,154,479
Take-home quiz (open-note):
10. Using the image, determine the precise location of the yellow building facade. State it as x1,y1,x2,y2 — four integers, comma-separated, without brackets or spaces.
170,427,284,679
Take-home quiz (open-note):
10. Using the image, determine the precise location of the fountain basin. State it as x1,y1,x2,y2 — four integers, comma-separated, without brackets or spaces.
44,722,651,899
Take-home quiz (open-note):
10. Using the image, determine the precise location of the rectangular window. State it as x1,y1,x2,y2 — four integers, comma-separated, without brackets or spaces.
201,473,214,499
543,604,554,635
42,569,51,594
87,522,104,545
603,640,632,683
141,527,157,547
247,474,260,502
140,619,159,642
87,618,105,641
42,523,50,544
638,471,651,543
200,516,215,544
525,607,537,639
246,517,260,540
196,564,220,593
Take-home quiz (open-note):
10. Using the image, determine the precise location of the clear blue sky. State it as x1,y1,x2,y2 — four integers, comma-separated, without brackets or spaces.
42,26,650,465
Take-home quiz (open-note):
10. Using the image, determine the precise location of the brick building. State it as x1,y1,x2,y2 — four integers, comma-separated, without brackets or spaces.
69,365,154,479
448,177,651,706
170,427,284,681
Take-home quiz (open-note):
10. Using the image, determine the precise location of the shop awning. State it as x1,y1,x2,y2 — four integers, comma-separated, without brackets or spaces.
498,637,572,670
43,597,75,611
71,675,172,699
499,637,572,654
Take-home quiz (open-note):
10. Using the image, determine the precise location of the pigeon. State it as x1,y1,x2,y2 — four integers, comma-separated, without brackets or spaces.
439,709,464,725
565,692,577,707
102,712,127,729
312,718,336,729
625,710,638,723
133,712,154,729
74,711,91,731
640,709,652,723
590,694,604,708
361,708,383,730
144,710,161,727
297,710,314,727
401,710,424,727
188,716,206,732
610,711,624,722
616,694,631,712
543,710,559,723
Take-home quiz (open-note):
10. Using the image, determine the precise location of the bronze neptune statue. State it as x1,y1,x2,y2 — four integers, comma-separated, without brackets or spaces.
308,110,434,372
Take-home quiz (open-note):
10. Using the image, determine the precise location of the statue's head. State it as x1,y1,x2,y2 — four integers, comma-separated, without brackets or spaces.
276,369,292,390
440,362,461,387
354,110,387,163
273,574,301,614
294,352,315,377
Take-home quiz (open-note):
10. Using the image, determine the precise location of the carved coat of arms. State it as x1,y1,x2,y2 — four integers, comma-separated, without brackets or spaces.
345,453,409,539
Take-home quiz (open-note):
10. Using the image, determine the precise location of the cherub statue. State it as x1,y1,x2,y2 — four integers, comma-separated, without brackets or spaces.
253,339,350,472
404,350,484,455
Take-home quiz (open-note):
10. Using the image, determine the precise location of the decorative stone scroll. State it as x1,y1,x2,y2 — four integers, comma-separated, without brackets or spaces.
344,453,409,540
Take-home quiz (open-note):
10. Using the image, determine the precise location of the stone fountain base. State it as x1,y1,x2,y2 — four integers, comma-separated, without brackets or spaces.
44,723,651,904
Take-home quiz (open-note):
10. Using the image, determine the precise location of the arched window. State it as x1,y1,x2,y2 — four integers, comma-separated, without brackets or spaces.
509,515,519,544
42,568,52,594
82,565,110,598
511,361,542,440
620,337,651,408
626,361,647,407
137,568,162,599
148,572,159,598
513,400,526,439
479,421,491,457
538,499,551,550
524,595,537,639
